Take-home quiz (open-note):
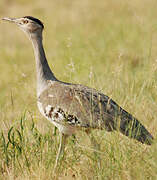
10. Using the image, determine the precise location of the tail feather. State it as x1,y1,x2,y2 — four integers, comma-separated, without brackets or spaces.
119,109,153,145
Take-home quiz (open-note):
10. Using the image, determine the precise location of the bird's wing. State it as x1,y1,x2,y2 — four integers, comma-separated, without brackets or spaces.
38,81,122,131
38,81,154,145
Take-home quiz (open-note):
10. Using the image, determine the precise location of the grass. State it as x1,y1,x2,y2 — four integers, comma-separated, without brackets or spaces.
0,0,157,179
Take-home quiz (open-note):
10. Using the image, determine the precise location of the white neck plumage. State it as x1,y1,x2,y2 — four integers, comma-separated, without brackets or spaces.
29,32,57,97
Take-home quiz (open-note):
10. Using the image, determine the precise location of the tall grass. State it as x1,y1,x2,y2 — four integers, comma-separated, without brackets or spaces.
0,0,157,179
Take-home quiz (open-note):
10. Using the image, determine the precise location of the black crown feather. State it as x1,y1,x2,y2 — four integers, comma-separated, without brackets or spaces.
24,16,44,29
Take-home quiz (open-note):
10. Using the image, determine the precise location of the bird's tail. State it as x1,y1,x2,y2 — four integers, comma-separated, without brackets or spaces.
116,108,154,145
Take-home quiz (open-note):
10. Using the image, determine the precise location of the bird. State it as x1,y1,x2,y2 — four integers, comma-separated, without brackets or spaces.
2,16,154,168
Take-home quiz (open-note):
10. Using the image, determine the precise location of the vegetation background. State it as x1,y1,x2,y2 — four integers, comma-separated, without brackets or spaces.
0,0,157,179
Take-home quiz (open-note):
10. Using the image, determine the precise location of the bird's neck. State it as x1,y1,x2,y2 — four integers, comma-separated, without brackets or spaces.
30,33,57,97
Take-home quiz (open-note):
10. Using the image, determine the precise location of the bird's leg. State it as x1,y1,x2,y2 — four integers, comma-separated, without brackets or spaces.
54,132,68,170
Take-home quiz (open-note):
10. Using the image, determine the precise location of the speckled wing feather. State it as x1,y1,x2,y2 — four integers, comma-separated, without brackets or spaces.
38,81,153,145
38,82,114,130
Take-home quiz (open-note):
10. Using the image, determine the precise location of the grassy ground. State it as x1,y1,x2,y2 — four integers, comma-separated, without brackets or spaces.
0,0,157,179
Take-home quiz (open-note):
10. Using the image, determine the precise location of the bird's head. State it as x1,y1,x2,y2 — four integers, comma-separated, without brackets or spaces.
2,16,44,37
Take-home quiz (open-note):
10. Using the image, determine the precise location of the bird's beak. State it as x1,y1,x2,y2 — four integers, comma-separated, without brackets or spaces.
2,17,18,24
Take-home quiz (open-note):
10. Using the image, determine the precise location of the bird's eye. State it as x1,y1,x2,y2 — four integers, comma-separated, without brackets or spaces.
23,20,28,24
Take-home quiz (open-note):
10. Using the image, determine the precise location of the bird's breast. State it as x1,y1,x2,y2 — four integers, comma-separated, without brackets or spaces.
37,101,77,135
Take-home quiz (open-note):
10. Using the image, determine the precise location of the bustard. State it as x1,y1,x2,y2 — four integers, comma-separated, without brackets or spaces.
2,16,153,168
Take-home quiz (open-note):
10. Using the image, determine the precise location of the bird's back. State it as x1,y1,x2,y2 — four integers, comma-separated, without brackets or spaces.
37,81,153,144
38,81,114,130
